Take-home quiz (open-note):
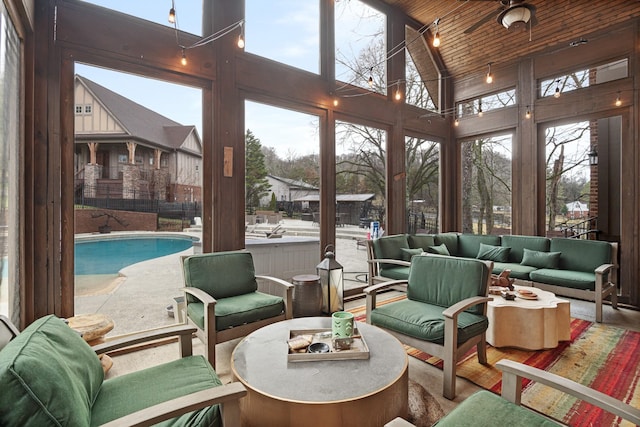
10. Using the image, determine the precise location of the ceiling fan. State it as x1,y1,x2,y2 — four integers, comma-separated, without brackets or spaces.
464,0,537,35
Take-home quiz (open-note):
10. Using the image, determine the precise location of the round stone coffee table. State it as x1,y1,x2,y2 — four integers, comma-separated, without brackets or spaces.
486,285,570,350
231,317,408,427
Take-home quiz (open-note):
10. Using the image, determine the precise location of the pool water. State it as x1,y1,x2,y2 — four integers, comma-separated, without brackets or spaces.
75,236,196,275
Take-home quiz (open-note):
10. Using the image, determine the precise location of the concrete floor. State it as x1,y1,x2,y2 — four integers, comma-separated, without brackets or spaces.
76,222,640,419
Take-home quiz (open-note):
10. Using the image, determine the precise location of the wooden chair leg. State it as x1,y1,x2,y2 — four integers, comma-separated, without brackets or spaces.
477,335,488,365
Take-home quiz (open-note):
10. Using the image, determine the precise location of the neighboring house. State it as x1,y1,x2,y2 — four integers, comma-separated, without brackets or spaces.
74,75,202,202
566,201,589,219
295,193,376,226
259,175,319,206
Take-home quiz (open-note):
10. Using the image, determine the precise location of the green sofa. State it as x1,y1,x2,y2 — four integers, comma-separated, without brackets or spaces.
366,233,618,322
0,315,245,426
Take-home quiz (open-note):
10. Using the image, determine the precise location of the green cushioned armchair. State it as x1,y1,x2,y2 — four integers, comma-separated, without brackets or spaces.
0,315,246,427
365,254,493,400
182,250,293,368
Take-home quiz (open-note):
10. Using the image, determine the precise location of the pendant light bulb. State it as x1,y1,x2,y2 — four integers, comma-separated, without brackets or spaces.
237,23,245,49
615,91,622,107
168,1,176,24
394,82,402,101
433,31,440,48
333,98,339,107
180,48,187,66
478,105,483,117
486,63,493,84
368,67,374,88
554,80,561,98
454,117,459,127
525,106,531,119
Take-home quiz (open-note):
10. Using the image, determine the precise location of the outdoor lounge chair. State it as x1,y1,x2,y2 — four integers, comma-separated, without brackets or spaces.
365,254,493,400
385,359,640,426
182,250,293,368
0,314,246,426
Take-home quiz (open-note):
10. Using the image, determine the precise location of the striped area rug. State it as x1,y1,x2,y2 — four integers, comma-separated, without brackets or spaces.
350,297,640,426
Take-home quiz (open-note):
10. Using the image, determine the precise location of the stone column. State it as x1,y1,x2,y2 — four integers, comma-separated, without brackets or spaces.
122,164,139,199
83,163,102,198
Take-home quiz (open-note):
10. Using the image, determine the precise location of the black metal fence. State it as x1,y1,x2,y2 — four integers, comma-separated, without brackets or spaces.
76,195,201,224
408,212,438,235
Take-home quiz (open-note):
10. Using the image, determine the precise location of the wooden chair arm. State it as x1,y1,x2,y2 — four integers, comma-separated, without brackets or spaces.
100,382,247,427
182,287,217,305
93,324,197,358
364,280,408,295
442,296,493,319
595,263,615,276
255,275,295,290
367,258,411,267
497,359,640,425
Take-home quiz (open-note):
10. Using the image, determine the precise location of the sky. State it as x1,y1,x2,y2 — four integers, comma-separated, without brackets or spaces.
76,0,383,158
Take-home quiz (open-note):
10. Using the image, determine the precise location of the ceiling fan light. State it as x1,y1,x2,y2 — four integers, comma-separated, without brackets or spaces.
498,4,534,30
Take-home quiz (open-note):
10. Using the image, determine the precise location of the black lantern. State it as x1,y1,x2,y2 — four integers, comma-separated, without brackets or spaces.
588,146,598,166
316,245,344,314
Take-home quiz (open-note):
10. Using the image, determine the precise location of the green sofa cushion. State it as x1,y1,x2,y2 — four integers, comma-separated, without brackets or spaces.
529,269,597,291
521,248,561,269
0,315,103,426
433,233,459,256
372,235,410,269
187,291,284,331
457,234,502,259
370,299,489,345
401,247,423,261
434,390,559,426
407,255,490,316
477,243,510,263
550,238,612,273
379,265,411,281
91,355,223,427
491,262,538,280
407,234,436,251
500,235,550,263
183,251,257,300
427,243,450,256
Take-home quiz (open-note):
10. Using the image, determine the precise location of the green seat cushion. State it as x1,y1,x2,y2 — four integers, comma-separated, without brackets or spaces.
529,269,596,291
434,390,560,426
433,233,459,256
491,262,538,280
401,247,423,261
457,234,502,259
183,251,258,299
407,255,490,316
378,265,411,281
187,291,284,331
521,248,561,269
476,243,510,263
407,234,436,251
550,238,612,273
370,299,488,345
501,235,550,263
0,315,103,426
427,243,450,256
91,355,223,427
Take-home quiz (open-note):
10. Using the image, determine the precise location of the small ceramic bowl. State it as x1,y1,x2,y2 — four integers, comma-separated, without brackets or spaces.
307,342,330,353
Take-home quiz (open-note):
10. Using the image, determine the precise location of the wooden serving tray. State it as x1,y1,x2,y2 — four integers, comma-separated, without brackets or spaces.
287,328,370,362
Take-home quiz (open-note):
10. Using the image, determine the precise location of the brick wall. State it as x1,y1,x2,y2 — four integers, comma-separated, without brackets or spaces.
75,208,157,233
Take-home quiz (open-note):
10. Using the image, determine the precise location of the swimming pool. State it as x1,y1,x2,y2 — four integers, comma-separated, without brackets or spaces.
75,234,198,275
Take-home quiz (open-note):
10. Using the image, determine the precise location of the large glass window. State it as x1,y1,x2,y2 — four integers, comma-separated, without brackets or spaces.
406,137,439,234
461,134,513,235
73,64,203,335
0,3,20,319
245,0,320,74
335,0,387,94
544,121,591,234
539,58,628,98
81,0,202,35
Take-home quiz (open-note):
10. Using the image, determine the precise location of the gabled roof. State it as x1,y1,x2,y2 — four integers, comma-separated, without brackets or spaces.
267,175,319,191
75,74,201,153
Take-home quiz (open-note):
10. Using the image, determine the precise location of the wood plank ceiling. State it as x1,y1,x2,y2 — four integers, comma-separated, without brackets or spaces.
380,0,640,80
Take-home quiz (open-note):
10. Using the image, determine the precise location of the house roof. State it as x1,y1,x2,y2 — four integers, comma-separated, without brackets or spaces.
75,74,201,153
295,194,375,202
268,175,319,191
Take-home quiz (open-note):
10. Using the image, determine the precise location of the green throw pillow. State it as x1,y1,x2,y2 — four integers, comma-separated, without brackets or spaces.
521,248,561,269
400,247,423,261
476,243,510,263
427,243,450,256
